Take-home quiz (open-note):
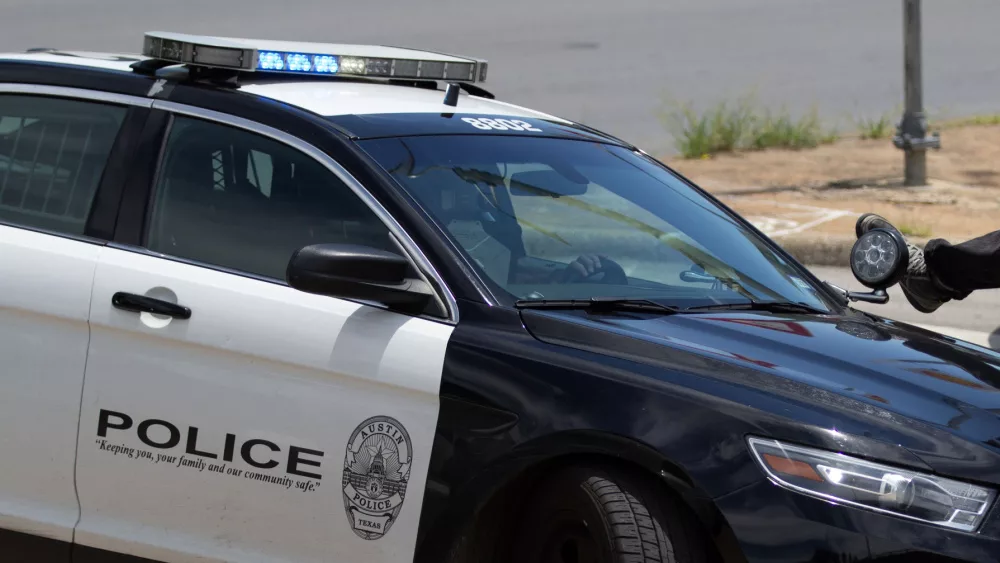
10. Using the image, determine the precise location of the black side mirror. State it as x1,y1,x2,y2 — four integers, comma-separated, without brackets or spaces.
286,243,436,314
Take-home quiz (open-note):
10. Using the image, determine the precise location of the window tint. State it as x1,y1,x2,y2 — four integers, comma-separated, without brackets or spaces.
148,116,396,280
0,95,126,235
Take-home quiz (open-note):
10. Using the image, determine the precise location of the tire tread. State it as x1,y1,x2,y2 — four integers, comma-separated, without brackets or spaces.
509,464,712,563
578,468,708,563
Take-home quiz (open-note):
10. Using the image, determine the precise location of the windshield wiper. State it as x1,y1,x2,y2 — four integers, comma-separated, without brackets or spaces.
514,297,681,315
684,301,829,315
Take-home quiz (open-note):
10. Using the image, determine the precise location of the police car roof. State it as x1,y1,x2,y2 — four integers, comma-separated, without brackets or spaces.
0,50,566,122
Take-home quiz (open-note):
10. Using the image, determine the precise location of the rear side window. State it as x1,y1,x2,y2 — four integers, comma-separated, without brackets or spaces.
146,116,397,280
0,95,126,235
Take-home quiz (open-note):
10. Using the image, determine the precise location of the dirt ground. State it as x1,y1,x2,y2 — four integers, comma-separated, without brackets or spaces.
663,124,1000,243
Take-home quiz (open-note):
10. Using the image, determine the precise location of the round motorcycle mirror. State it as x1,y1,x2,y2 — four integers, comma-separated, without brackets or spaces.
850,228,909,289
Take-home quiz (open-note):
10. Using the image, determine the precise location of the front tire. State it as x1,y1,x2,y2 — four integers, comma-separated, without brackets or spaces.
510,465,708,563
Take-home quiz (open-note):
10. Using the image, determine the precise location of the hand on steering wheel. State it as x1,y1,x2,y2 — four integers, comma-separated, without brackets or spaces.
556,254,628,284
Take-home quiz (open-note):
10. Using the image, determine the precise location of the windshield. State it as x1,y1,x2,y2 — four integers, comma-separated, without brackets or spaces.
359,135,837,312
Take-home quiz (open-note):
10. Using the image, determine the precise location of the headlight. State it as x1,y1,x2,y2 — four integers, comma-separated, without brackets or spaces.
748,437,997,532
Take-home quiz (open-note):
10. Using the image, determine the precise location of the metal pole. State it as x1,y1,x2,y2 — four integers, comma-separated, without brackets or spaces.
894,0,939,185
903,0,925,185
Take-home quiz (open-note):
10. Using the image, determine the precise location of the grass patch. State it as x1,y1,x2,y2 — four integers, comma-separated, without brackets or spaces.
662,96,754,158
855,112,894,140
898,221,933,238
932,113,1000,130
662,90,1000,159
749,106,837,150
662,95,838,158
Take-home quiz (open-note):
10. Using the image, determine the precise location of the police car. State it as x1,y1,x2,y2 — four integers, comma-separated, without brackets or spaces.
1,31,998,563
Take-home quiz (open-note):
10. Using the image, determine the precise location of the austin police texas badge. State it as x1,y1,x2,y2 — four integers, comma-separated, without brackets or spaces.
342,415,412,540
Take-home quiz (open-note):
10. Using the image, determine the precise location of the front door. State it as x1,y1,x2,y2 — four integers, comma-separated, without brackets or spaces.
72,112,454,562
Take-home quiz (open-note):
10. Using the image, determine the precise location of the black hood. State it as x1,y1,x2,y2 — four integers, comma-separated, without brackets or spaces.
522,307,1000,482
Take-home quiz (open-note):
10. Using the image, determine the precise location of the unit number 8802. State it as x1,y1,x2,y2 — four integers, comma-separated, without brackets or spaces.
461,117,543,132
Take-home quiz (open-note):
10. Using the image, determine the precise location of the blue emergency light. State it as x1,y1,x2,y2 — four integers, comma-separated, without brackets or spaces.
141,31,488,83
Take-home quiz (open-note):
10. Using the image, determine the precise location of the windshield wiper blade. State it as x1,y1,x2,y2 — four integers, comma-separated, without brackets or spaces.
514,297,681,315
684,301,828,315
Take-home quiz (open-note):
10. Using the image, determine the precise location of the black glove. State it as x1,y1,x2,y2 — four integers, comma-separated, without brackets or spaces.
553,254,628,284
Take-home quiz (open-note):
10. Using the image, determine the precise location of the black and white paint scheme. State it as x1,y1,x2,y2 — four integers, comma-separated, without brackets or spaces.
342,416,412,540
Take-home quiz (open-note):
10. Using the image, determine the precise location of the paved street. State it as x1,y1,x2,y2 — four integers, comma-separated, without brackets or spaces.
3,1,1000,152
810,266,1000,350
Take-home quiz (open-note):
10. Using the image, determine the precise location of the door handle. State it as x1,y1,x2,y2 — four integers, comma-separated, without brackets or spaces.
112,292,191,320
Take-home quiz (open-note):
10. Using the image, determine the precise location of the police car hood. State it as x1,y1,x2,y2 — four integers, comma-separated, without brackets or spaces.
521,308,1000,477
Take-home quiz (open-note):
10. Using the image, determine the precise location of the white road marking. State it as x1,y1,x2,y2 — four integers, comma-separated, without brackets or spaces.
727,199,855,238
726,196,856,237
764,203,854,238
749,217,798,233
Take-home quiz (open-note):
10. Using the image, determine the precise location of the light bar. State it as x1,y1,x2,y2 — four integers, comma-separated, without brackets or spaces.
141,32,488,83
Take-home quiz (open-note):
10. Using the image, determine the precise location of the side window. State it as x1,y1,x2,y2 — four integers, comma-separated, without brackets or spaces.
148,116,398,280
0,95,126,235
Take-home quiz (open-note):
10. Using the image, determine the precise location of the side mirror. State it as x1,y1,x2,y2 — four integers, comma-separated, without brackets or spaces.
679,264,717,284
828,228,909,305
286,243,435,314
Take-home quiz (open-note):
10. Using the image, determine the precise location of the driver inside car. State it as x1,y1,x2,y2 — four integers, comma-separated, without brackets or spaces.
432,174,627,288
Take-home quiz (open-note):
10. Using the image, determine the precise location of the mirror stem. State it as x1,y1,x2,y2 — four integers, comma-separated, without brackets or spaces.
825,282,890,305
846,288,889,304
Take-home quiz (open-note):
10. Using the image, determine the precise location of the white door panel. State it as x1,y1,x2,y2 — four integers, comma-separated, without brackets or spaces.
0,225,98,541
75,247,452,562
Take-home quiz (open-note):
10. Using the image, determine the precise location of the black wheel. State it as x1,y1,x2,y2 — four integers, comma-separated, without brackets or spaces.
510,465,709,563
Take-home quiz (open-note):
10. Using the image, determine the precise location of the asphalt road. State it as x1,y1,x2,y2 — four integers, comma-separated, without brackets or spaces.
4,0,1000,153
810,266,1000,350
